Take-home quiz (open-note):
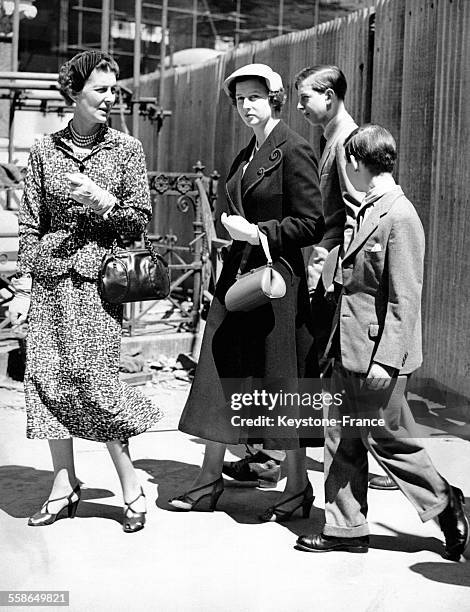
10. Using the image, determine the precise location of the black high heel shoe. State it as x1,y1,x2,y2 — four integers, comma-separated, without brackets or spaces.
169,477,224,512
123,488,146,533
28,484,81,527
259,482,314,522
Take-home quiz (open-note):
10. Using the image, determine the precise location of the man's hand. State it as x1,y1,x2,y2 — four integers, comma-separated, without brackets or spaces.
307,245,329,291
324,282,337,305
365,362,396,390
220,212,259,245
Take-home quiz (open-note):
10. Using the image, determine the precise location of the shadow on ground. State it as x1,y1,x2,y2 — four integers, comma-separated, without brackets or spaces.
409,561,470,587
0,465,122,524
410,399,470,441
372,518,470,567
135,456,325,536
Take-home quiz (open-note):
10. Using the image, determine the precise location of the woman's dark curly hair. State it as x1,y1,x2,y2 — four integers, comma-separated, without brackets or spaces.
227,76,286,112
58,50,119,105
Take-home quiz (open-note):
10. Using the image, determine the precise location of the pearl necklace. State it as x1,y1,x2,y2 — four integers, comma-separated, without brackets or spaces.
68,121,102,147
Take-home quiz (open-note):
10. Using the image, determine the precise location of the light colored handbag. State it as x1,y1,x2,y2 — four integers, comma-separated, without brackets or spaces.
225,231,286,312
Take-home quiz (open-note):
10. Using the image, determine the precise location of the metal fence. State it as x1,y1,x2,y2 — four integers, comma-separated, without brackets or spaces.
130,0,470,402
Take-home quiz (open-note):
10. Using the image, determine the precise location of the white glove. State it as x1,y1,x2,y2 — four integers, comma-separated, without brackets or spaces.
66,172,116,217
220,212,260,245
8,275,32,326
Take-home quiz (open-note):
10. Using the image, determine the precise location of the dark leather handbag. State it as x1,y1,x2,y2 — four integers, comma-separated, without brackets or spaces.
225,231,286,312
99,233,170,304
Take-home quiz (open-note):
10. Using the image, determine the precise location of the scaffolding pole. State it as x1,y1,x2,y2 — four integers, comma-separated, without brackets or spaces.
192,0,197,48
235,0,240,46
132,0,142,138
278,0,284,36
101,0,111,52
157,0,168,171
6,0,20,208
314,0,320,26
58,0,69,63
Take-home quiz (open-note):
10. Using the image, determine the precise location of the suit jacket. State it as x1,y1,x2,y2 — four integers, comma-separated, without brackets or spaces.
326,186,424,375
17,126,151,281
307,109,362,290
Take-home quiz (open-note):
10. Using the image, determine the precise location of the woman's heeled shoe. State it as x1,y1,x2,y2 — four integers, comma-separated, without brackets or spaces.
123,488,146,533
28,484,81,527
169,477,224,512
259,482,314,522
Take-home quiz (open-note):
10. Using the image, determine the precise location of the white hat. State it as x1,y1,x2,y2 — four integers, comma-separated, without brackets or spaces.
223,63,284,97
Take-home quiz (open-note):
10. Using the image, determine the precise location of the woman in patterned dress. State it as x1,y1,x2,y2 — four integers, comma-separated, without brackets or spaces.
11,51,161,532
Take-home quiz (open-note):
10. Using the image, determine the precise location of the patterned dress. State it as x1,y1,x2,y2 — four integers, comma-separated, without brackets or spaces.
17,124,162,441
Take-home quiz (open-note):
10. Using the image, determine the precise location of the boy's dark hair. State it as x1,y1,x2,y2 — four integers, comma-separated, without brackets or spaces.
294,65,347,100
344,124,397,174
227,76,286,111
58,50,119,105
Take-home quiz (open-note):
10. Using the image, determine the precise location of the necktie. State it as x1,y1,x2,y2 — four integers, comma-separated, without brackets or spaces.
319,134,327,156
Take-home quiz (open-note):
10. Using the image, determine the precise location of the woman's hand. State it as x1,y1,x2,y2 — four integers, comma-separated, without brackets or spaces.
8,276,32,326
66,172,116,217
221,213,259,245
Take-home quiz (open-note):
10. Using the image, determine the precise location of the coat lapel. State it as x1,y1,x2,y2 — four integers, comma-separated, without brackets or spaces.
342,188,404,263
225,144,253,217
319,112,357,175
241,120,287,200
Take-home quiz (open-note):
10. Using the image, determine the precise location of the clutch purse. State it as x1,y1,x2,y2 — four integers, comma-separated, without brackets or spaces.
225,231,286,312
99,232,170,304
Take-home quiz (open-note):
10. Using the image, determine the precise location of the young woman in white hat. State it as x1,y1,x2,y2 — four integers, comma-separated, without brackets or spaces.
171,64,324,521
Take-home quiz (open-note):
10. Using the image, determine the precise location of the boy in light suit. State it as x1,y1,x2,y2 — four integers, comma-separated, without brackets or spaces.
296,125,468,561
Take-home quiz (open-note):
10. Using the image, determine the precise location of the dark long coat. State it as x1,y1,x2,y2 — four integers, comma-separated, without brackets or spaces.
179,120,324,448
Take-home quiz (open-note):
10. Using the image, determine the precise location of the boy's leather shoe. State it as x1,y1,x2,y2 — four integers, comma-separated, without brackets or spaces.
295,533,369,553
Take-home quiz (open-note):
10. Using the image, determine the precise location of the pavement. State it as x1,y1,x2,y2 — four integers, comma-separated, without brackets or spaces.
0,379,469,612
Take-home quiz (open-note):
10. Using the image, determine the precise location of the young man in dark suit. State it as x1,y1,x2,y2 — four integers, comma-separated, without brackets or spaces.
296,125,468,561
295,65,396,490
295,65,361,295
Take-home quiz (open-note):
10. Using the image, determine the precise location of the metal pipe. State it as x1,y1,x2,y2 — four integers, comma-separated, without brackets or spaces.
66,44,161,60
101,0,111,52
0,72,59,80
8,0,20,172
0,80,59,90
132,0,142,138
142,3,239,21
235,0,240,46
278,0,284,36
159,0,168,104
59,0,69,62
0,89,62,99
77,0,83,47
157,0,168,171
109,0,114,54
11,0,20,72
192,0,197,48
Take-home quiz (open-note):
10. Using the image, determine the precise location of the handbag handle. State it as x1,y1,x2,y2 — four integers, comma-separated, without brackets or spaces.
142,230,168,269
110,230,168,270
236,230,272,277
258,231,272,264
